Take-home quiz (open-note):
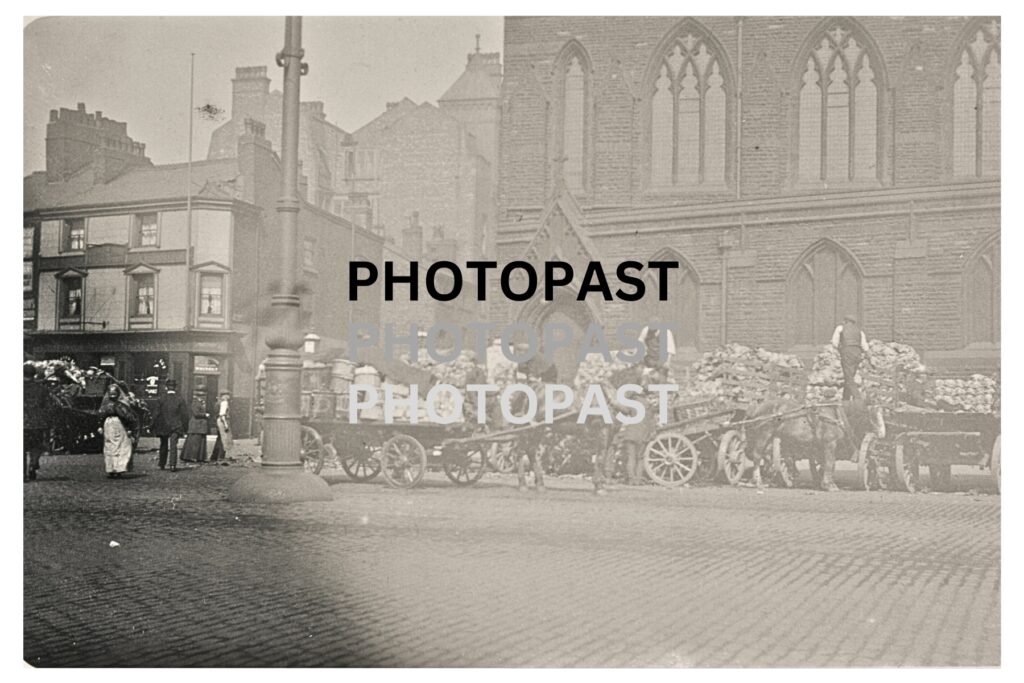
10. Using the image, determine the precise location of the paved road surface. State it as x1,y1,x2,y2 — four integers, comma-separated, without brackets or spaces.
24,447,999,667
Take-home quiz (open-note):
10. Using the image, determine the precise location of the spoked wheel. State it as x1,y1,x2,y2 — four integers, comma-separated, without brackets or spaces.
717,430,748,485
893,440,920,493
771,437,798,488
299,426,325,475
857,433,890,491
643,431,699,487
929,464,952,492
380,434,427,488
489,441,518,474
341,437,383,482
443,447,487,486
991,435,1001,494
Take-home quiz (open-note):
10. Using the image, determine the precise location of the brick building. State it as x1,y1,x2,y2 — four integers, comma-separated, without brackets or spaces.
25,106,383,435
207,66,348,212
208,49,502,271
495,16,1000,379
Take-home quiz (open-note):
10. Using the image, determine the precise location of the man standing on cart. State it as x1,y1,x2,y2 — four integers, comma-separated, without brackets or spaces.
831,314,869,400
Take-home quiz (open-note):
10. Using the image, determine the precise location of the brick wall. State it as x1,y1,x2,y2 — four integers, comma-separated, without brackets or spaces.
496,17,1000,365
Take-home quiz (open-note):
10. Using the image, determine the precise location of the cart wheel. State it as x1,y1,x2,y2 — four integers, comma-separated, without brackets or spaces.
643,432,699,487
380,434,427,488
857,433,889,491
771,437,798,488
717,430,747,485
990,435,1000,494
893,440,920,493
443,447,487,486
341,437,383,482
929,464,952,492
489,441,518,474
299,426,325,475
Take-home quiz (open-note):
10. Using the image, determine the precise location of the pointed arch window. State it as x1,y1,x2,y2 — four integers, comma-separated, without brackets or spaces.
650,30,729,188
797,23,881,184
554,45,590,195
966,237,1000,344
786,241,862,346
646,259,700,349
953,20,1000,178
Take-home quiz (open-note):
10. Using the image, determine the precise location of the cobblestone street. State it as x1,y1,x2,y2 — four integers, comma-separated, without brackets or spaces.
24,443,1000,667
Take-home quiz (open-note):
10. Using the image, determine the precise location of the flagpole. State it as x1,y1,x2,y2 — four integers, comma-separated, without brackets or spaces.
185,52,195,331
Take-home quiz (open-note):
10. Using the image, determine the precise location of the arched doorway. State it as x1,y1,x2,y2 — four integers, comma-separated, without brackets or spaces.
525,289,596,384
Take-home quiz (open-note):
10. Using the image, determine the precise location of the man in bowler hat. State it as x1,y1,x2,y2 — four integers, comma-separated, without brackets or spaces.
154,379,189,471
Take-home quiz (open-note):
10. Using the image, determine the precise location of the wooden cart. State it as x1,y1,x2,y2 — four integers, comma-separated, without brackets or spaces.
858,407,1000,493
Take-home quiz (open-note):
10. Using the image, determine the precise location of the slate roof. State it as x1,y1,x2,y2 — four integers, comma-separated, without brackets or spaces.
24,158,242,213
439,53,502,103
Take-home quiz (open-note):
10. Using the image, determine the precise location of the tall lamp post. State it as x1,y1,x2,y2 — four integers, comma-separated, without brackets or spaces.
228,16,331,503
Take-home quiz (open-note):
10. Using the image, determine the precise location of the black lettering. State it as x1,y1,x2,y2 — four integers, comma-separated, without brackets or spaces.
384,261,418,301
349,262,377,300
544,261,573,300
577,261,613,301
615,261,645,301
647,261,679,301
501,261,538,301
426,261,462,301
466,260,497,300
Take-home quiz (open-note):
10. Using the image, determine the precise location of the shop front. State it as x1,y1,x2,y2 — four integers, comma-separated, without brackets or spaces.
27,329,250,436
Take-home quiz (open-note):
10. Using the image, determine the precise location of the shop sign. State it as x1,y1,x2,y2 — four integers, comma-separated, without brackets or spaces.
194,355,221,375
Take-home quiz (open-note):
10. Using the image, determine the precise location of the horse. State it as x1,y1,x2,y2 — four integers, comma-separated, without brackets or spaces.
744,398,886,491
513,362,651,495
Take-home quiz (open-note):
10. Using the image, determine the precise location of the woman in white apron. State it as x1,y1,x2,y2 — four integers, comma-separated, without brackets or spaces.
99,384,136,478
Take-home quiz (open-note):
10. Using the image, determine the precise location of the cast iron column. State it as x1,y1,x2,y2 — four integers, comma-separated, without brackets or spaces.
228,16,331,503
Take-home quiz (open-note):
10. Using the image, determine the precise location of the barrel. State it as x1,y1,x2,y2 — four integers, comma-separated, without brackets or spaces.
354,366,381,388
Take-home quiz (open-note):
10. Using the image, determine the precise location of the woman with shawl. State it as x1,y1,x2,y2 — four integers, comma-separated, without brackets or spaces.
98,384,137,478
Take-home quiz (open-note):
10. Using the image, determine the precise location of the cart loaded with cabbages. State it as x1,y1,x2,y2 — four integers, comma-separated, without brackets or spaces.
296,354,490,488
857,370,1000,493
25,359,151,455
636,354,811,488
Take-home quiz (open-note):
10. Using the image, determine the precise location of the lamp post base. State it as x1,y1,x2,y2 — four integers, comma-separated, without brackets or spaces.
227,469,333,503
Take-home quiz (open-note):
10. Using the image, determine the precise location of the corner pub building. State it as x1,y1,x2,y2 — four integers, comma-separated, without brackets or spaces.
24,106,384,436
493,16,1000,381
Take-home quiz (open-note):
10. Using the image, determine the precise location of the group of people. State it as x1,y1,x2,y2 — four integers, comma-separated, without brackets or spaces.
22,364,234,481
146,381,234,473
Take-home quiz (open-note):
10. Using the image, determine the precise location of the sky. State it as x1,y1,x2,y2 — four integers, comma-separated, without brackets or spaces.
23,16,504,175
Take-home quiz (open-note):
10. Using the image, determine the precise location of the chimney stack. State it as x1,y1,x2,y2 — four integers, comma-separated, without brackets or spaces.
45,103,150,183
402,211,424,260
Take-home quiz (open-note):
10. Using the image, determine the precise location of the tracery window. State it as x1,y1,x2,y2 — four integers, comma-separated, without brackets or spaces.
786,241,862,346
650,30,728,187
797,24,880,184
966,236,1000,344
646,258,700,349
553,44,590,195
562,56,586,193
953,20,1000,177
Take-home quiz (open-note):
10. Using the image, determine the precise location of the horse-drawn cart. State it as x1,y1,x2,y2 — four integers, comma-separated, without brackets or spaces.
858,407,1000,493
856,370,1000,493
640,397,747,487
299,418,491,488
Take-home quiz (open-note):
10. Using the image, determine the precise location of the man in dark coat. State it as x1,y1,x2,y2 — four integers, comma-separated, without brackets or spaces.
153,379,189,471
24,364,51,481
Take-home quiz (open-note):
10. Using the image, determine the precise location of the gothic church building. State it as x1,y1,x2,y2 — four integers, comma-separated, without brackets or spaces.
494,17,999,376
